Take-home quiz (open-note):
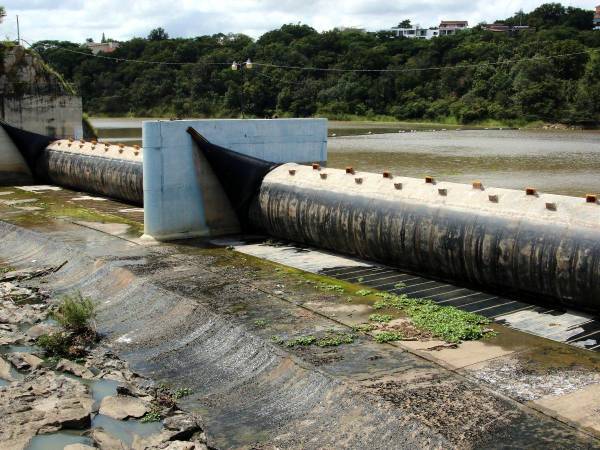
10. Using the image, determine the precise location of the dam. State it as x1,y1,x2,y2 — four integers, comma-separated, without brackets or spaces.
2,117,600,448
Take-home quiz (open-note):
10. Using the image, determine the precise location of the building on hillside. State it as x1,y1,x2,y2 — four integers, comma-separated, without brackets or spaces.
439,21,469,35
483,24,532,33
391,20,468,39
84,41,120,55
390,25,439,39
594,5,600,30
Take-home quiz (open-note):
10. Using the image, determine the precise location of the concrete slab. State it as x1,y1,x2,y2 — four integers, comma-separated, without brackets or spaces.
16,186,62,192
532,383,600,433
401,339,515,369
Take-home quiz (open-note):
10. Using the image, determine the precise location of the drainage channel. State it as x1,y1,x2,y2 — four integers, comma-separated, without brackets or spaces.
216,238,600,353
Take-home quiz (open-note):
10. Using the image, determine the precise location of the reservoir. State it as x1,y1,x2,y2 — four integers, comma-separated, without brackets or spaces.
91,119,600,197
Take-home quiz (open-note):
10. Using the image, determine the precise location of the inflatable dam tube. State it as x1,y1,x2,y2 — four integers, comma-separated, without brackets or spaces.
0,122,143,205
249,163,600,312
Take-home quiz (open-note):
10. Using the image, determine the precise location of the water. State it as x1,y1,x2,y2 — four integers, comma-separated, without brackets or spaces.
91,118,600,197
92,414,162,446
26,432,94,450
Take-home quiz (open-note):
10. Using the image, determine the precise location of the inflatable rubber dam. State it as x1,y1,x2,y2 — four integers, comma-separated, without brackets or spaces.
3,122,600,313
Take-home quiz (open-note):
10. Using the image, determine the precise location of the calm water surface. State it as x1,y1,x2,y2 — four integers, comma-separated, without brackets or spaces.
91,119,600,197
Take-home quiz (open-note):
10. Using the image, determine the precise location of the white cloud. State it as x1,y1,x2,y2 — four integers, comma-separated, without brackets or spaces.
3,0,598,43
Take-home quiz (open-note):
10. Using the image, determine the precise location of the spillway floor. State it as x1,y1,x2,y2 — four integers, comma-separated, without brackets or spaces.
3,184,600,446
216,239,600,353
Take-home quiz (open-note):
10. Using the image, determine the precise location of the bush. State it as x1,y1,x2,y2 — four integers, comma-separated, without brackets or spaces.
53,292,96,333
37,332,72,357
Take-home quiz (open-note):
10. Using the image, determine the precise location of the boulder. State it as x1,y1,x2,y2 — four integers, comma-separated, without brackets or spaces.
56,359,94,379
6,352,43,371
90,428,127,449
163,412,203,441
0,356,14,381
99,395,149,420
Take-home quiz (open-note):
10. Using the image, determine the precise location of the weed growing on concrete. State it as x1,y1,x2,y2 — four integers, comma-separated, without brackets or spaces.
271,335,284,345
0,265,14,274
317,283,345,294
394,282,406,289
369,313,393,323
357,277,364,282
285,335,317,347
316,331,355,347
356,289,372,296
352,323,376,333
370,292,492,343
374,330,404,343
254,319,269,328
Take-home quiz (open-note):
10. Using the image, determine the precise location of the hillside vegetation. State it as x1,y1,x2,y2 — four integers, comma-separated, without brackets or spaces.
31,3,600,126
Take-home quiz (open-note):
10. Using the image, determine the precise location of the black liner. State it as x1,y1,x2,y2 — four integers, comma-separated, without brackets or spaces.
0,121,55,180
187,127,279,228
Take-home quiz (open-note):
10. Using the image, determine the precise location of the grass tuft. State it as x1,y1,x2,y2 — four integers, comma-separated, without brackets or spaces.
374,330,404,343
369,313,393,323
53,292,95,333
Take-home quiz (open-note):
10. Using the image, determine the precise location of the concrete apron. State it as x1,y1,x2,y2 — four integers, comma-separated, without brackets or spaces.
0,220,598,448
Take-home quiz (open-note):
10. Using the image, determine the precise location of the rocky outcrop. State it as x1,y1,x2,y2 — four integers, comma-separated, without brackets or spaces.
0,369,93,449
56,358,94,379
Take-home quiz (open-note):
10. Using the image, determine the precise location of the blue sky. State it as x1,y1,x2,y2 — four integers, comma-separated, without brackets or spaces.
3,0,599,43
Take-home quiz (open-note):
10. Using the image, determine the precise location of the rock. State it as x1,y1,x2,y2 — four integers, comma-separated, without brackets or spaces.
0,356,15,381
6,352,43,371
56,359,94,379
90,428,127,450
26,322,59,339
162,441,203,450
63,444,97,450
163,412,203,441
0,370,93,445
99,395,149,420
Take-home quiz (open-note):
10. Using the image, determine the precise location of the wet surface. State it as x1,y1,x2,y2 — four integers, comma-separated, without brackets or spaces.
2,187,600,447
328,129,600,197
91,414,162,447
25,432,94,450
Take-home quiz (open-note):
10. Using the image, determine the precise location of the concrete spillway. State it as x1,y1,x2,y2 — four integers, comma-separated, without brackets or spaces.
249,163,600,312
3,124,600,312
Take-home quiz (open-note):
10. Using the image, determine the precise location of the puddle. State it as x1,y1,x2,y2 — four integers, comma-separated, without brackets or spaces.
92,413,162,446
0,344,42,354
88,378,119,407
25,431,93,450
0,378,8,387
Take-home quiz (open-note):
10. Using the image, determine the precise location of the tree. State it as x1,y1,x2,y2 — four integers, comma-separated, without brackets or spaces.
101,32,106,43
0,6,5,24
398,19,411,28
148,27,169,41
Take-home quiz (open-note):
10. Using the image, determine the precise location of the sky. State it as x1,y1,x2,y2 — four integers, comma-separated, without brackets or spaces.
3,0,599,44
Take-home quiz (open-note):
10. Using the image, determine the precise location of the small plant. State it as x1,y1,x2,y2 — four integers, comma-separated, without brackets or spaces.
352,323,376,333
0,265,14,274
375,330,404,343
254,318,268,328
141,408,162,423
394,282,406,289
271,335,284,345
369,313,393,323
173,387,193,399
53,292,96,333
318,283,345,294
316,332,354,347
285,335,316,347
357,277,364,282
38,332,72,357
356,289,372,296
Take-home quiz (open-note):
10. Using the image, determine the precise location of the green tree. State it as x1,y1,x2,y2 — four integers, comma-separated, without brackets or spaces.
148,27,169,41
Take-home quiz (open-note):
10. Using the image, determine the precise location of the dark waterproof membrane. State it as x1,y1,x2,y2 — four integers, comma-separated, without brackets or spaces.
187,127,279,228
0,121,54,180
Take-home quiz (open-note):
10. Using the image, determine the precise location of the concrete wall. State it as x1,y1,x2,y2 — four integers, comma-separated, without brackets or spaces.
0,126,32,185
2,94,83,138
143,118,327,240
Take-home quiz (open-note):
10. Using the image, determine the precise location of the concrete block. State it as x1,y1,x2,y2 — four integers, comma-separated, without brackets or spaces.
143,118,327,240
